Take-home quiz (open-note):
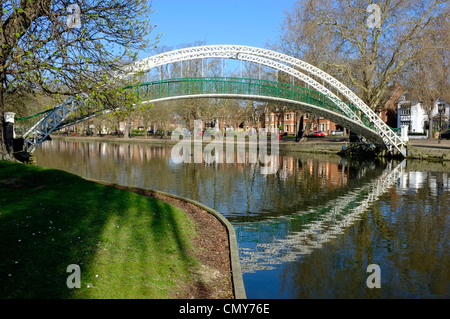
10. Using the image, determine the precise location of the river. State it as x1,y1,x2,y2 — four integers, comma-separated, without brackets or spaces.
34,139,449,298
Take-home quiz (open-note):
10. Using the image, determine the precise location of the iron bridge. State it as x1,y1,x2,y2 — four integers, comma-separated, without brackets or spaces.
14,45,407,157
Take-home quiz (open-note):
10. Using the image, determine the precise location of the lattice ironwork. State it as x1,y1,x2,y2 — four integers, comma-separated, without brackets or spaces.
20,95,88,154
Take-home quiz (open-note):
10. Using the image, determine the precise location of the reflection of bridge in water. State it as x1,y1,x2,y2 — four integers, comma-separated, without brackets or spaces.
237,161,405,273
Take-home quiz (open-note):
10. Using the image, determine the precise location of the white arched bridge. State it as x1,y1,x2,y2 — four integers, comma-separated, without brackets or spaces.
15,45,407,157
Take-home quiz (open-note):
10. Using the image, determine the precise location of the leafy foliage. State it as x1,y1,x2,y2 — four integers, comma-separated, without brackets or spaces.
0,0,159,158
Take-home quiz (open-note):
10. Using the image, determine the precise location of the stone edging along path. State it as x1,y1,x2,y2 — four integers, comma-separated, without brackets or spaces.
84,178,246,299
153,190,247,300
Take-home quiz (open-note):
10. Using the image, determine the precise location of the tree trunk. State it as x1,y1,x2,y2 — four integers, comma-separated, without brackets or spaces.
124,117,131,139
295,111,303,142
428,117,434,139
0,120,10,161
300,115,315,142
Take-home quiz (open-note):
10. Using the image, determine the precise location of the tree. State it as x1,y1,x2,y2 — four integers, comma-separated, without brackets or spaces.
274,0,448,112
216,98,250,130
136,102,155,138
147,42,223,131
399,1,450,136
0,0,158,160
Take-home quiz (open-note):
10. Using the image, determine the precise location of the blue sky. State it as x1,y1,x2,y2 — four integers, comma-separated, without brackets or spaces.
148,0,298,52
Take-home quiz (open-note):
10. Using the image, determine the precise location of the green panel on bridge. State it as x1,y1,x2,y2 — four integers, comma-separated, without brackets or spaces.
128,77,374,130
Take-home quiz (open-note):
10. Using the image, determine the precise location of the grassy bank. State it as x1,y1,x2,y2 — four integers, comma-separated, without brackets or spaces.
0,161,206,298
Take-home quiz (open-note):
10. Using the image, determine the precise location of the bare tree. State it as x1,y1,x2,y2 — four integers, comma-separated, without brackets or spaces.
158,41,224,130
399,1,450,136
274,0,447,112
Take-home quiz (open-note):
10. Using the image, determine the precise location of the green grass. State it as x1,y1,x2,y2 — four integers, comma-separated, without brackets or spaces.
0,161,199,298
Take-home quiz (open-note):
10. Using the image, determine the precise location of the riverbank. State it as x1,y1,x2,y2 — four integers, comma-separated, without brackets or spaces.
49,134,450,161
403,138,450,161
0,161,234,299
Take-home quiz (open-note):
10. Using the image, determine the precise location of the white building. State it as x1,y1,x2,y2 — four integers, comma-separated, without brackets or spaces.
397,95,449,136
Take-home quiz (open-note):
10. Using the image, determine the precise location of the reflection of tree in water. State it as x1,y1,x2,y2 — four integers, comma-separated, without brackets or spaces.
280,167,449,298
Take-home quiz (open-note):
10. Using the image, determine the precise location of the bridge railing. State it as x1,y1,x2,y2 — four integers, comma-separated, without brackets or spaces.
14,109,54,137
14,76,381,154
16,77,376,138
14,98,117,137
133,77,376,131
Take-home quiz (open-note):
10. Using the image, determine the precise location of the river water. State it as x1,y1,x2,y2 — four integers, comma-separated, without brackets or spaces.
34,139,449,298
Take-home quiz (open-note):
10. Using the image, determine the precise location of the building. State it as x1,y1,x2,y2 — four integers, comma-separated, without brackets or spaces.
397,96,428,134
265,111,340,135
397,94,449,136
376,81,403,129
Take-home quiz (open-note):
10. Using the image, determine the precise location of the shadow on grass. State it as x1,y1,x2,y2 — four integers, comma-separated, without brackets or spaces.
0,161,197,298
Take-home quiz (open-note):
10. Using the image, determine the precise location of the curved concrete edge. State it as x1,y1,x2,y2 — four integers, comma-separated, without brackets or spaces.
82,177,246,299
151,190,247,300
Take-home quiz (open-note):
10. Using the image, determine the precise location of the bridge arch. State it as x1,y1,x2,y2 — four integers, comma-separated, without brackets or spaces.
126,45,406,156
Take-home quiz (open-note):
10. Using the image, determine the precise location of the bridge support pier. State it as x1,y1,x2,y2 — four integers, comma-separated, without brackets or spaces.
3,112,33,163
3,112,15,154
338,142,379,159
401,125,409,142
